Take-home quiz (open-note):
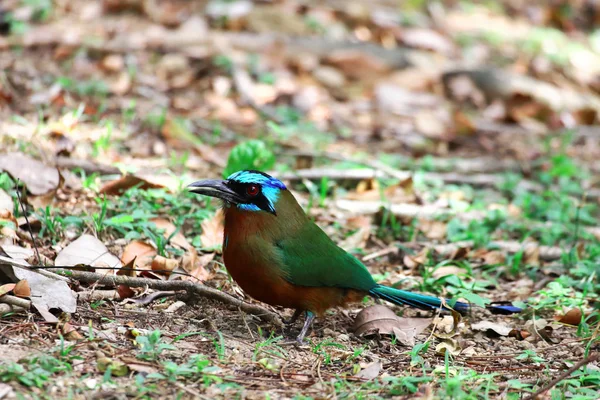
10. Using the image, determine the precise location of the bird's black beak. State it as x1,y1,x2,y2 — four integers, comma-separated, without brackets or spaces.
188,179,245,204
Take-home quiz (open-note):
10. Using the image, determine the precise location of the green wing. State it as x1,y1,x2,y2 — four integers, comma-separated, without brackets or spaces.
275,221,376,292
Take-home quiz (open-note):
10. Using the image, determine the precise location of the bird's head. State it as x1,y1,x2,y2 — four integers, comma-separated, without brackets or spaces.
188,170,287,215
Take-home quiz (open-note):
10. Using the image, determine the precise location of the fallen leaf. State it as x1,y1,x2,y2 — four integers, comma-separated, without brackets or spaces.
0,153,60,196
0,283,15,297
151,255,179,275
13,280,30,298
55,234,123,270
120,240,156,273
354,360,382,380
200,209,224,251
61,322,83,340
471,320,513,337
9,261,77,322
353,305,432,346
1,245,34,261
435,339,461,356
97,357,129,377
557,308,582,326
432,265,468,279
403,248,429,269
180,251,213,282
99,175,165,195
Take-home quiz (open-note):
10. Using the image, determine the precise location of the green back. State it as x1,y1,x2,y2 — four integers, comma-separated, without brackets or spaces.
275,220,377,292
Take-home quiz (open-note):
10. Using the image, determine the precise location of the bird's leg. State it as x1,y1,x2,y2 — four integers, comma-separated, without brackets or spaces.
284,309,303,325
295,311,315,344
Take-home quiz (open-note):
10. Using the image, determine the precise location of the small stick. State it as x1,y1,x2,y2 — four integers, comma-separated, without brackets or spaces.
0,294,31,309
53,269,283,327
523,353,599,400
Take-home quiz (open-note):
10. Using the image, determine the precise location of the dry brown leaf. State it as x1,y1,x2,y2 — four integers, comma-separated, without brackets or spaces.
180,251,213,282
403,248,428,269
200,209,224,251
432,265,468,279
0,153,60,196
151,255,179,275
117,285,136,299
13,280,31,298
62,322,83,340
150,218,191,250
326,49,391,80
557,308,583,326
120,240,156,273
100,175,165,195
353,305,432,346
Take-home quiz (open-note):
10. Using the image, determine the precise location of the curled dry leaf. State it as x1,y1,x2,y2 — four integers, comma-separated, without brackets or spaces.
120,240,156,273
353,305,432,346
435,339,461,356
200,209,224,251
151,255,179,275
557,308,583,326
13,280,30,298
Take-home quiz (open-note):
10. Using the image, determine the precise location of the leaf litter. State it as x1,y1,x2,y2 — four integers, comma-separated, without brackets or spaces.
0,0,599,398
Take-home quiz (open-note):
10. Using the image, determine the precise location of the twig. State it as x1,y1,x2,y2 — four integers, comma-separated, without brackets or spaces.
53,269,283,327
523,353,599,400
15,180,41,265
0,294,31,309
0,256,70,282
0,303,26,314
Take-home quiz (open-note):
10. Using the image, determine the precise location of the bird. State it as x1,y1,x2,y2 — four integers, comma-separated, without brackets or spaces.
189,170,521,342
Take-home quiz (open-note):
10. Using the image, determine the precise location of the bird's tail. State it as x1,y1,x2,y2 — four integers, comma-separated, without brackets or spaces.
369,285,521,315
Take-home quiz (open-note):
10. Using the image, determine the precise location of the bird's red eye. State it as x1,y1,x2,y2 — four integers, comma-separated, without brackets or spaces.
246,185,260,196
